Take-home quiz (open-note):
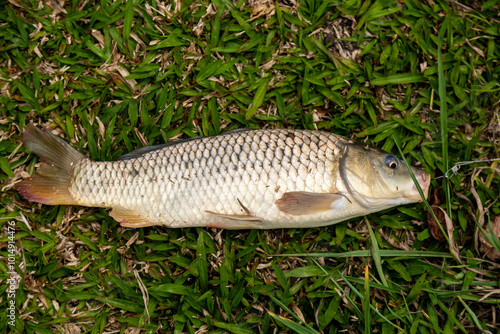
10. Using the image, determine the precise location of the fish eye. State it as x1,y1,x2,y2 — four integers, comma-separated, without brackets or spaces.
384,155,398,169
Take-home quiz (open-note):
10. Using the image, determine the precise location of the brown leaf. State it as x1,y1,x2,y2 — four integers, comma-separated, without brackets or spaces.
427,206,447,241
479,216,500,262
430,187,441,206
426,189,449,241
431,206,462,264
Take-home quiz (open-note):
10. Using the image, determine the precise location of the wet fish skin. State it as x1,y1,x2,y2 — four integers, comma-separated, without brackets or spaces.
15,125,430,229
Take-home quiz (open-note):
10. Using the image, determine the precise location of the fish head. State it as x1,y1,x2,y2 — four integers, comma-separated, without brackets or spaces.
340,144,430,209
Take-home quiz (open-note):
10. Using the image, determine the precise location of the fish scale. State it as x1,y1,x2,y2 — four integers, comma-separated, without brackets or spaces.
69,129,342,228
16,125,430,229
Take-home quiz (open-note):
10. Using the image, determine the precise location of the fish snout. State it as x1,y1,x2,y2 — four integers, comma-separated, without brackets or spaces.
404,168,431,201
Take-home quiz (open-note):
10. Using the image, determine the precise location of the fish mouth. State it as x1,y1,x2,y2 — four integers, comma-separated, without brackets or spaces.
404,168,430,201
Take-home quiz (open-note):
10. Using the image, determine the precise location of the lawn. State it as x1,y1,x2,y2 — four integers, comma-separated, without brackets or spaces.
1,0,500,333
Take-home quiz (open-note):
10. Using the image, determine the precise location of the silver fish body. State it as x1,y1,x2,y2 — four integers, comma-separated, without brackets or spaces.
16,126,430,229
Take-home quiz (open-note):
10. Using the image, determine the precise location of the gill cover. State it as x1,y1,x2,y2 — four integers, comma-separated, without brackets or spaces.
339,144,428,209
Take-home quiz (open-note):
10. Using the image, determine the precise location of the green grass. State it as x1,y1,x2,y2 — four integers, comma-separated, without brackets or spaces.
1,0,500,333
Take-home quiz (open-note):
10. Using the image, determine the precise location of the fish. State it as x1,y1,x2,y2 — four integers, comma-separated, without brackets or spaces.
15,124,430,229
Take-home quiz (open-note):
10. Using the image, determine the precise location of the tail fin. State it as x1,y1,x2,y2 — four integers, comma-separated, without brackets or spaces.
15,124,86,205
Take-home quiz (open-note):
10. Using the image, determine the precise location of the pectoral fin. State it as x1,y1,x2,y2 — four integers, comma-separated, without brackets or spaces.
205,211,264,229
275,192,346,216
110,207,156,228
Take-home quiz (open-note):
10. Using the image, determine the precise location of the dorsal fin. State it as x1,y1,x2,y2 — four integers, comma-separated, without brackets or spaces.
222,128,253,134
117,137,203,160
117,129,254,160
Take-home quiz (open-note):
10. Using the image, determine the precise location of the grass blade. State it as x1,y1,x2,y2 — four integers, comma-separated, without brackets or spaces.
364,264,371,334
371,73,426,85
366,217,389,288
268,311,319,334
437,15,452,221
268,295,319,334
246,76,270,120
123,0,134,42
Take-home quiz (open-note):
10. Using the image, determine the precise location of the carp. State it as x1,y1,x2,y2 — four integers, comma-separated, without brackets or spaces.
16,125,430,229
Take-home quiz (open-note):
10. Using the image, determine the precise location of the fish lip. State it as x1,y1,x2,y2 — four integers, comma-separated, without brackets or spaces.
404,168,431,201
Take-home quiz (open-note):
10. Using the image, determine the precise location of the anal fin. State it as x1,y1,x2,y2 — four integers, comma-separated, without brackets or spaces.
275,192,347,216
110,207,155,228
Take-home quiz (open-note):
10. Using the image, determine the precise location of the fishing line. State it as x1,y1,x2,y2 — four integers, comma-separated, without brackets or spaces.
434,158,500,179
